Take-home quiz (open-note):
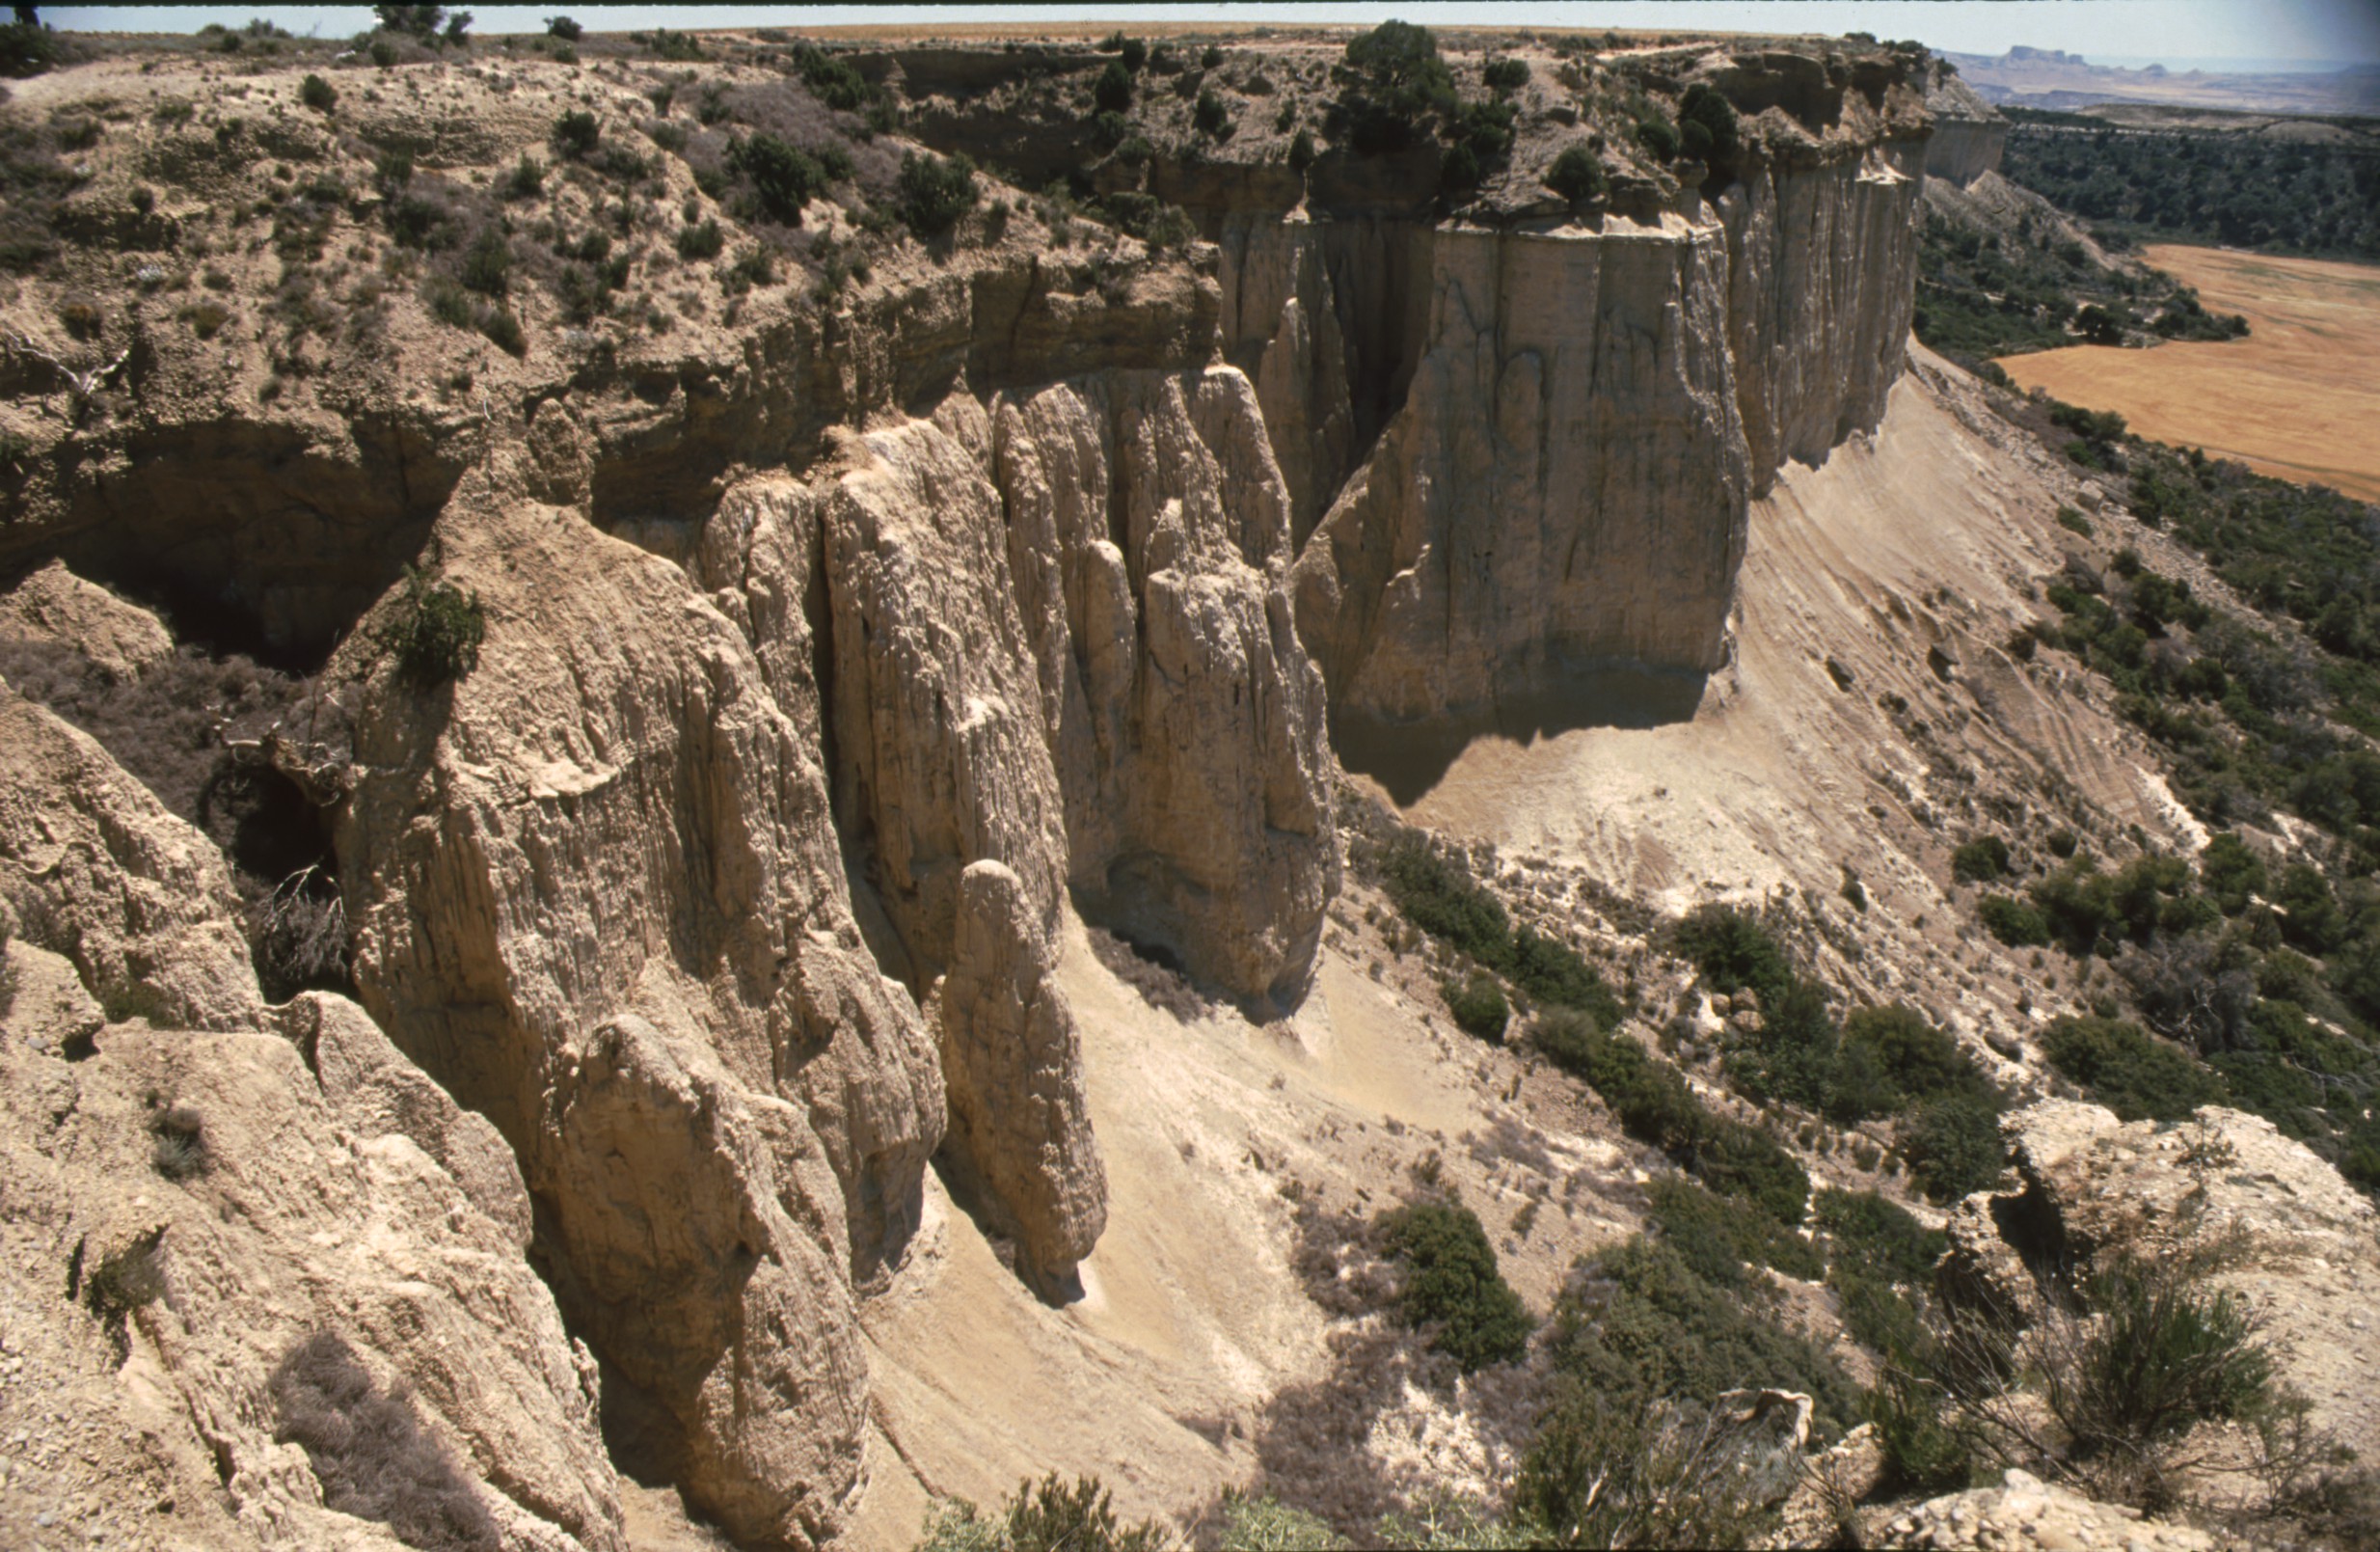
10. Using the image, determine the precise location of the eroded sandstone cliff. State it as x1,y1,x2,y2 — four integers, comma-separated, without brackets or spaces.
0,25,1973,1550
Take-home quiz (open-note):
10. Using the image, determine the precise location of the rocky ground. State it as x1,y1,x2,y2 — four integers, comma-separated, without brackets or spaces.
1,19,2376,1552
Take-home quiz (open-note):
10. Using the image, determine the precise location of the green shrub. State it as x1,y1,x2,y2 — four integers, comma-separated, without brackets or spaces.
1868,1370,1973,1493
2041,1016,2227,1122
1674,905,1792,1007
271,1331,500,1552
1951,834,2011,884
1218,1492,1348,1552
149,1103,209,1181
544,15,581,41
299,73,338,112
1508,925,1623,1026
1530,1005,1601,1071
501,154,544,201
1481,57,1529,93
551,109,600,157
1381,836,1508,959
2065,1263,2273,1453
1733,975,1846,1110
477,307,525,358
2198,834,2265,917
1542,1017,1809,1224
1679,83,1740,164
1442,973,1509,1042
636,27,702,61
726,132,840,224
675,218,723,260
379,567,485,689
1380,1197,1532,1371
897,150,978,238
1547,1236,1861,1434
1287,127,1317,171
1193,89,1231,139
1841,1004,1995,1108
1330,19,1455,155
1544,144,1607,204
1516,1383,1779,1551
1815,1188,1947,1286
1647,1176,1823,1284
1636,115,1680,160
1902,1093,2008,1203
1979,892,2051,947
0,20,62,79
424,281,473,328
458,228,510,297
1094,60,1132,114
791,44,877,112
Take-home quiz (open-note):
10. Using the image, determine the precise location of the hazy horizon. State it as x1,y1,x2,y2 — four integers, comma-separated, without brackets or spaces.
41,2,2380,72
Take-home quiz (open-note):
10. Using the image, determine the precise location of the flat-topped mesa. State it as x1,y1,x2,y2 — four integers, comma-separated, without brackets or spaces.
1175,42,1934,730
1921,67,2010,187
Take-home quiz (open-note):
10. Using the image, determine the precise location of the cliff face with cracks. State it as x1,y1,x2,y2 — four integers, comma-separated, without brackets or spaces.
1228,125,1926,733
0,32,1950,1550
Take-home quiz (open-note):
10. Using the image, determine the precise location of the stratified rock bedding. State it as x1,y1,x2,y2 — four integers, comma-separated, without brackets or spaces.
0,26,2117,1551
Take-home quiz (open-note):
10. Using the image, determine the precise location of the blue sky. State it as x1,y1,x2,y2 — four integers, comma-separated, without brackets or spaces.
41,3,2380,70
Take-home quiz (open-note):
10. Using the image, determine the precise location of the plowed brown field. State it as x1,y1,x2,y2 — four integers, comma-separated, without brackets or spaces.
1996,245,2380,501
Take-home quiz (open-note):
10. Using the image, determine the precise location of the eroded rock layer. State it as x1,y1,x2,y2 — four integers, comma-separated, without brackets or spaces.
0,30,1966,1550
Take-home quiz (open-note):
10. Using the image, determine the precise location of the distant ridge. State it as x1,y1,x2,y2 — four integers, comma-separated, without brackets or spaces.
1947,47,2380,115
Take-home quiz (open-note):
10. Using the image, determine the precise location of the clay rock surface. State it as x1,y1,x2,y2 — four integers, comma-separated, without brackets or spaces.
0,1010,618,1551
933,860,1106,1296
334,459,943,1549
814,396,1071,984
1921,70,2010,188
695,369,1334,1013
1960,1101,2380,1445
1290,218,1752,723
1278,146,1922,729
990,367,1338,1004
0,559,176,681
1871,1468,2216,1551
0,686,266,1032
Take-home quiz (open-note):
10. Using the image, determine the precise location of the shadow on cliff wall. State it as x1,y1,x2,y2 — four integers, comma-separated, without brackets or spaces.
1332,666,1710,808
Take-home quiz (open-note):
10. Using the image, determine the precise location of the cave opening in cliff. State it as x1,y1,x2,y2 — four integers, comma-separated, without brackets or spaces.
0,623,357,999
22,416,462,673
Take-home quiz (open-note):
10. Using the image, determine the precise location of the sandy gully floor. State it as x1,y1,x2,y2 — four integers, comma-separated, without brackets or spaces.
1995,245,2380,502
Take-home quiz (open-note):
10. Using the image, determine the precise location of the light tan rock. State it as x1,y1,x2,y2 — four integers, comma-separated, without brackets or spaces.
1869,1469,2216,1551
814,398,1071,983
0,559,175,681
1922,70,2009,188
991,367,1338,1005
281,990,534,1251
1959,1101,2380,1448
932,860,1106,1298
0,1021,621,1551
1289,217,1755,723
2,935,105,1058
1275,142,1923,730
335,464,944,1549
0,685,265,1031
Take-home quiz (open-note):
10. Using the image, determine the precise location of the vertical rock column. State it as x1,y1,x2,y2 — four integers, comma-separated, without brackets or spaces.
933,860,1106,1298
708,401,1110,1301
337,457,944,1551
990,367,1338,1008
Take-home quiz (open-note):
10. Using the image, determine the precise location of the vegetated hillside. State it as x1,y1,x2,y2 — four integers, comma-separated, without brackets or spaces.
1999,107,2380,260
1963,391,2380,1193
1911,174,2247,363
4,16,2380,1552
